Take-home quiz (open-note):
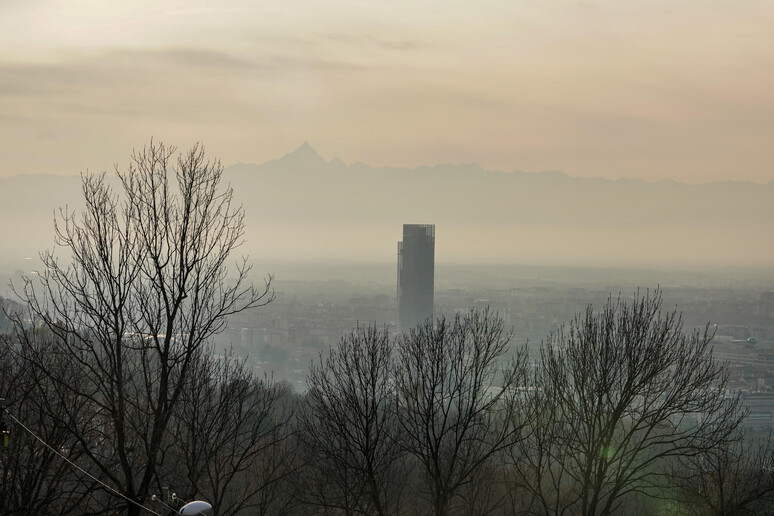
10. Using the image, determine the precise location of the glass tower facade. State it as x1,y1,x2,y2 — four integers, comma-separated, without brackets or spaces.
397,224,435,332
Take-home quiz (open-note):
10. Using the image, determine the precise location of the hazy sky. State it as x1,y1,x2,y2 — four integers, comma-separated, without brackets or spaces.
2,0,773,183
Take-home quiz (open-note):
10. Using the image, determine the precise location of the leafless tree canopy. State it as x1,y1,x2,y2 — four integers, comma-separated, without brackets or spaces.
395,309,528,516
300,325,407,515
672,429,774,516
168,347,295,516
509,291,743,516
11,141,273,515
0,329,101,515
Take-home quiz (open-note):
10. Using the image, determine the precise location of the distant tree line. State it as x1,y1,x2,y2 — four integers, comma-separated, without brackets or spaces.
1,141,772,515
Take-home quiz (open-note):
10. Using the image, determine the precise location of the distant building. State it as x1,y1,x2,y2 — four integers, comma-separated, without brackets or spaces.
740,392,774,428
398,224,435,332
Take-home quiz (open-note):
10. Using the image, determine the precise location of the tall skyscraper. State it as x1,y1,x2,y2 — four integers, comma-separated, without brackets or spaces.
397,224,435,332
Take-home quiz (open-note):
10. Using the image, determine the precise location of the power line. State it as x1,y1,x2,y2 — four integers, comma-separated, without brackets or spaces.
3,408,161,516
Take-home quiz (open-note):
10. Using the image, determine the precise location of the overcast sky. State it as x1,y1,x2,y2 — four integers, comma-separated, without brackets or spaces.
2,0,773,183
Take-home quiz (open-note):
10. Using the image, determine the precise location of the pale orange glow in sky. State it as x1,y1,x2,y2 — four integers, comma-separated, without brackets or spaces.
1,0,773,183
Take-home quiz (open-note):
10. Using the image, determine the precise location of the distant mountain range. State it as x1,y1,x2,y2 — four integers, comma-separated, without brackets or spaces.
2,143,773,268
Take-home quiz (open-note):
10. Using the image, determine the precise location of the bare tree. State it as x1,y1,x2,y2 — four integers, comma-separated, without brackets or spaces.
299,325,408,515
672,430,774,515
395,308,528,516
0,329,100,515
167,347,295,516
13,141,273,515
509,291,743,516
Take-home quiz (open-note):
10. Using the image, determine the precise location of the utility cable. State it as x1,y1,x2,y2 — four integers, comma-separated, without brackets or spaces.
3,408,161,516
